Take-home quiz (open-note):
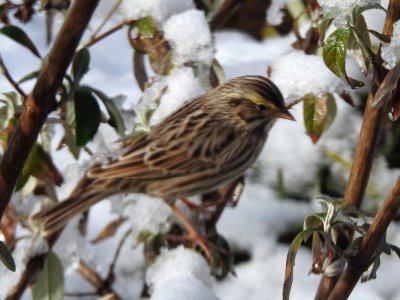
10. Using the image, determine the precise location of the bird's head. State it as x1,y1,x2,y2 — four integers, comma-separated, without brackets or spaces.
224,75,295,123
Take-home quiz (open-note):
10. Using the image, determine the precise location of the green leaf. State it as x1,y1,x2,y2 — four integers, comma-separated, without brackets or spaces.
361,256,380,282
323,28,364,88
0,240,15,272
18,70,40,84
0,25,41,58
87,87,126,136
74,88,101,147
137,17,157,39
283,229,316,300
72,47,90,85
0,4,7,20
15,143,45,191
390,244,400,259
303,93,337,144
32,252,64,300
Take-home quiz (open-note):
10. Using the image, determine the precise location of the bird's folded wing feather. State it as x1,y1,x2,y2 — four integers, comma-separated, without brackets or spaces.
88,112,242,180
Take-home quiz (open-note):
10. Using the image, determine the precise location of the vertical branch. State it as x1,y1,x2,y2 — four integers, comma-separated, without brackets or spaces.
0,0,100,219
315,1,400,299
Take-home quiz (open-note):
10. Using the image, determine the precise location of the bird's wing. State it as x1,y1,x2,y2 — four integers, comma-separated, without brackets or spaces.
87,109,246,180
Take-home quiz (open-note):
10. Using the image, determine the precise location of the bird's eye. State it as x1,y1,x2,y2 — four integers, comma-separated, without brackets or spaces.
258,104,267,111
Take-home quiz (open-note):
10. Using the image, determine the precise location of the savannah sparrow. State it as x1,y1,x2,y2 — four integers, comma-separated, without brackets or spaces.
33,75,294,242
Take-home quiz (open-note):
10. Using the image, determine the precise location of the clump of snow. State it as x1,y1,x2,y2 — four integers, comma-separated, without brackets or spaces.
267,0,287,26
125,195,172,238
0,236,49,298
163,9,214,66
270,51,347,100
318,0,381,27
146,246,219,300
121,0,194,24
381,20,400,70
150,67,206,125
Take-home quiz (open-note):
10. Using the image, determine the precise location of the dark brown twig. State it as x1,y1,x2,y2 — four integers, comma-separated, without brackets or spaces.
84,20,133,48
209,0,243,31
0,55,27,98
77,260,121,299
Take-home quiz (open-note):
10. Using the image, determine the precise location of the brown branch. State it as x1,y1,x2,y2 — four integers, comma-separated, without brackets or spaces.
0,0,100,220
77,260,121,299
327,178,400,299
209,0,243,31
2,0,100,298
84,20,133,48
315,1,400,298
0,55,27,98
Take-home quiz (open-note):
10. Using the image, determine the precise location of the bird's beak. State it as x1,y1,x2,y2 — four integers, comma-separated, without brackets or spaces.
275,108,295,121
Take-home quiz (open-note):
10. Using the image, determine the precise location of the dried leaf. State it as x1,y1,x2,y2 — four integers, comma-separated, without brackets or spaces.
91,217,128,244
303,93,337,144
0,203,17,247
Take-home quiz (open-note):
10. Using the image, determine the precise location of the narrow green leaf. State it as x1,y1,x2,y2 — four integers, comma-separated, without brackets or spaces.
74,88,101,147
303,93,337,144
72,47,90,85
0,25,41,58
361,256,380,282
32,252,64,300
18,70,39,83
0,240,15,272
390,244,400,259
137,17,157,39
323,28,364,88
87,87,126,136
283,229,315,300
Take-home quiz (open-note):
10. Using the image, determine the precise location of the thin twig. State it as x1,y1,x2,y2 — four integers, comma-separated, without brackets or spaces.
0,55,27,98
90,0,122,39
84,19,133,48
105,228,132,282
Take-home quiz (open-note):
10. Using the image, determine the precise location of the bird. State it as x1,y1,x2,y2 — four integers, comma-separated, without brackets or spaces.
33,75,294,254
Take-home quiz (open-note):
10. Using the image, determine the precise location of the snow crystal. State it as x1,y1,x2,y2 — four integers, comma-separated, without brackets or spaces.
318,0,381,27
163,9,214,66
121,0,194,24
150,67,206,125
126,195,171,237
146,246,219,300
270,51,347,100
266,0,287,26
381,20,400,70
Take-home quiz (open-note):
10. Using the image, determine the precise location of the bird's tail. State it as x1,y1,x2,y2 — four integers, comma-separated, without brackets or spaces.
32,175,112,238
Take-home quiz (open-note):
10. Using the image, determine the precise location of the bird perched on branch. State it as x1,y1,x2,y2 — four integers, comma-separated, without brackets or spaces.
33,75,294,256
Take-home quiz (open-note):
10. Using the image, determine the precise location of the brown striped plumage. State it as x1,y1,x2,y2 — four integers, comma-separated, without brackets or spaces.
33,75,294,236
